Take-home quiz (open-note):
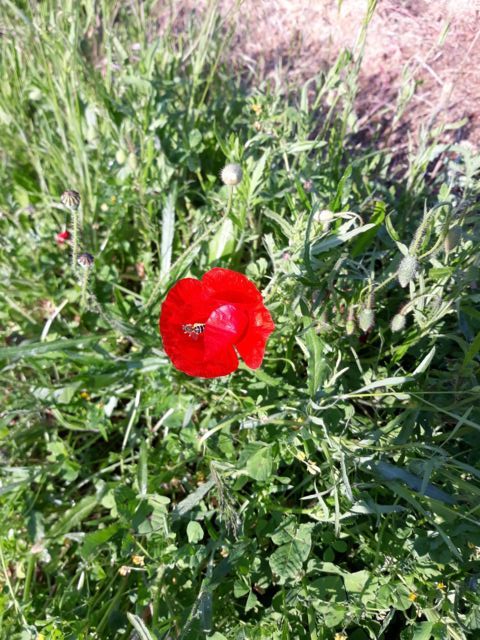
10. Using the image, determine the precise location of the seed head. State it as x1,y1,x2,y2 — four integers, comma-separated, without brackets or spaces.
391,313,406,333
221,163,243,186
358,308,375,333
61,190,81,210
77,252,94,269
398,255,419,288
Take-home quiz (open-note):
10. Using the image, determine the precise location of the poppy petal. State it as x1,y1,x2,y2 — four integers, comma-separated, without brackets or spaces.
236,306,275,369
204,304,248,357
202,268,264,306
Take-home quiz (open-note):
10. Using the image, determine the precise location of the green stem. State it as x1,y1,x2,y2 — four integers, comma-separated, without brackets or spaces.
80,267,90,311
96,577,128,635
0,538,28,626
23,554,35,603
71,209,79,271
226,186,233,219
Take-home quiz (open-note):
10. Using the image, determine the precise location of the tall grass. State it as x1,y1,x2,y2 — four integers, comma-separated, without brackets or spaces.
1,1,479,639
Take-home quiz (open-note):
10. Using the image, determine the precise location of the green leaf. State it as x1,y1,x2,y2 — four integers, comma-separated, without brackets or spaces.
208,217,235,262
269,523,314,583
186,520,204,543
303,325,328,397
0,336,102,361
137,441,148,498
245,445,273,482
172,479,215,519
160,192,175,280
81,524,121,557
126,613,156,640
310,223,375,255
463,330,480,368
412,622,435,640
343,570,370,593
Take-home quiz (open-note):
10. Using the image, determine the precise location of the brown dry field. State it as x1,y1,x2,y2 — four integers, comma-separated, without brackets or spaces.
159,0,480,147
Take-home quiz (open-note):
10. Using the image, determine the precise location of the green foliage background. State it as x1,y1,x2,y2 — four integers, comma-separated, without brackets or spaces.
1,1,480,638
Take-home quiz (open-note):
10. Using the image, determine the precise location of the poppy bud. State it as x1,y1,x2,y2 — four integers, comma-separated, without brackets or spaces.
56,230,71,244
221,163,243,186
358,308,375,333
444,227,461,253
345,307,355,335
398,254,419,288
314,209,334,223
77,253,94,269
391,313,406,332
61,190,81,210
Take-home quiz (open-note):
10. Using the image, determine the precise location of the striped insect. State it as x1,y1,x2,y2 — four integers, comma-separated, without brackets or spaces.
181,323,205,340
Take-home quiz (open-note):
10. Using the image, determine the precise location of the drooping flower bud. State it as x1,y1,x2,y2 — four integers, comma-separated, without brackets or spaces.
77,253,94,269
391,313,406,333
221,163,243,186
358,308,375,332
398,254,419,288
444,227,461,253
61,190,81,210
345,306,356,335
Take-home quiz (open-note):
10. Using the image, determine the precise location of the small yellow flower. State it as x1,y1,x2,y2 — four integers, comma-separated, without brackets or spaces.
335,633,347,640
251,103,262,115
408,592,417,602
132,554,145,566
118,565,131,576
437,582,446,591
110,195,117,205
80,391,91,401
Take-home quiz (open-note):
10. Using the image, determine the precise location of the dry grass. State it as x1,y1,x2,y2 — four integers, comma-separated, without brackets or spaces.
157,0,480,146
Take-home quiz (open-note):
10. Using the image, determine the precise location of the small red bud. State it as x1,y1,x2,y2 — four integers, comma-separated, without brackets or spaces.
56,230,71,244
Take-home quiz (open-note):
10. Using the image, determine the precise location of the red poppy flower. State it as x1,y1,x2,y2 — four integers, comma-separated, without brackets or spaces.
56,230,71,244
159,268,275,378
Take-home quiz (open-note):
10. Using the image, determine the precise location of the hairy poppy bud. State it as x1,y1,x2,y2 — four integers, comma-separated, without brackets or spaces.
391,313,406,332
61,190,81,210
221,163,243,186
398,255,419,288
313,209,334,224
358,308,375,333
78,253,94,269
345,307,355,335
444,227,461,253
